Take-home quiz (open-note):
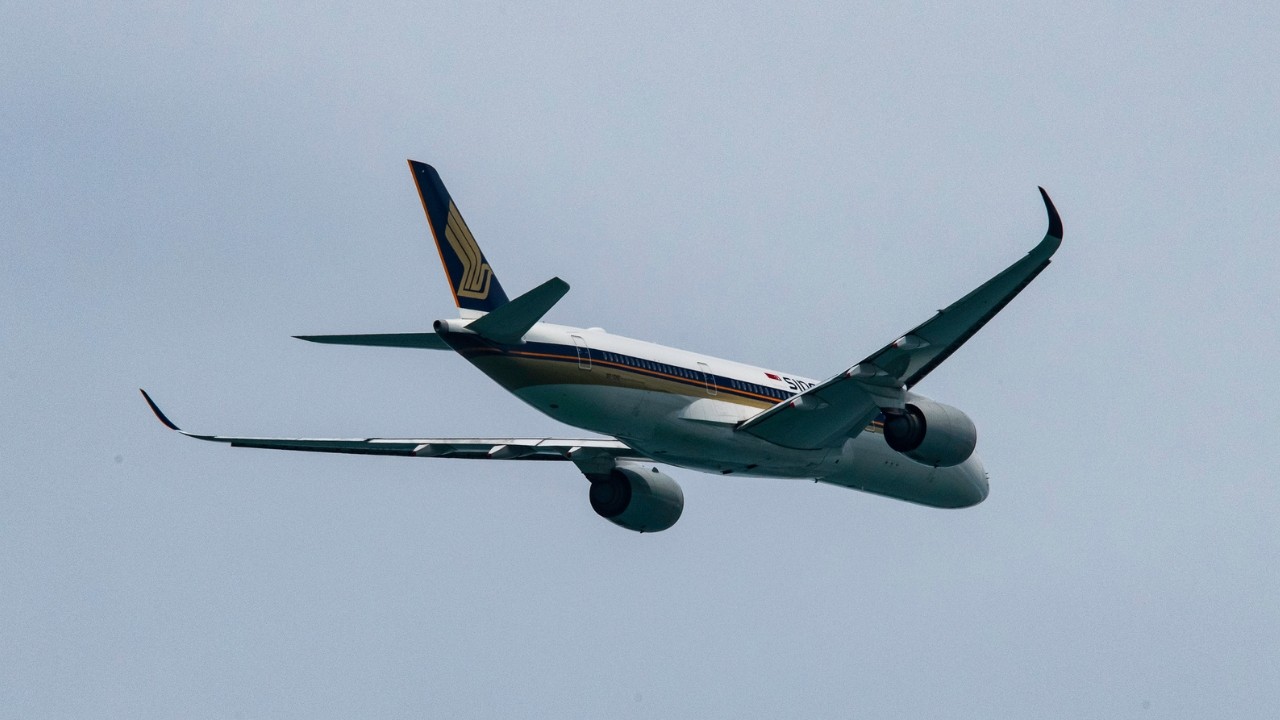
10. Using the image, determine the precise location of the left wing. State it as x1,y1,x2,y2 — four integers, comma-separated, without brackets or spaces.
140,390,644,462
740,188,1062,450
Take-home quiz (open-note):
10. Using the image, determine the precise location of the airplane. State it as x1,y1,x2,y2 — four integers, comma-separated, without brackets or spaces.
142,160,1063,533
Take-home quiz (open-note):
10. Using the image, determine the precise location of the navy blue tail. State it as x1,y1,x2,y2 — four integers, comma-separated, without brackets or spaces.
408,160,509,312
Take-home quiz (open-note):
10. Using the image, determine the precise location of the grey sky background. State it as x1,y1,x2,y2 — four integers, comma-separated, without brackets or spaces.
4,2,1278,717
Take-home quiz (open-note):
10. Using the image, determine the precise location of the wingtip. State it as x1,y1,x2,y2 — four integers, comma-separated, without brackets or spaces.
1038,186,1063,239
139,389,181,431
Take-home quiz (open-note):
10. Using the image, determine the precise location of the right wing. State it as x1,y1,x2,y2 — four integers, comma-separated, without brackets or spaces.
740,188,1063,450
141,390,644,463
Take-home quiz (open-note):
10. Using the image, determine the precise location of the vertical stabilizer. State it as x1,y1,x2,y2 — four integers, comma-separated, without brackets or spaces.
408,160,510,313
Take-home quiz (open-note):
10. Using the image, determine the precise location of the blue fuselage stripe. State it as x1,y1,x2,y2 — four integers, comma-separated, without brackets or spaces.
443,332,890,431
446,335,795,404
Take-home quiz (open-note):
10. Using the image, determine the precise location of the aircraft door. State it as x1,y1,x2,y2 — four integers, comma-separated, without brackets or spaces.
571,335,592,370
696,361,717,395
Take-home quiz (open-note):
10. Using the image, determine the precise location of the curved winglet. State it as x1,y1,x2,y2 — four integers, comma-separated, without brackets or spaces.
1039,186,1063,240
140,389,181,431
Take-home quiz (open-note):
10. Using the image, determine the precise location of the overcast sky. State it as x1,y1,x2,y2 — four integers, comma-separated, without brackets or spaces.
4,2,1279,718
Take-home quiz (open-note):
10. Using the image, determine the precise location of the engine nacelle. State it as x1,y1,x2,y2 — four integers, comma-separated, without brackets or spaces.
588,462,684,533
881,398,977,468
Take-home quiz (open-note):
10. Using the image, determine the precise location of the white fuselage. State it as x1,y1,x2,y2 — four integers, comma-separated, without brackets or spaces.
439,320,989,509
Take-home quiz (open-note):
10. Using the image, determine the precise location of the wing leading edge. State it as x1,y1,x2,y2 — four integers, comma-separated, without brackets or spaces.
140,390,644,462
740,188,1063,450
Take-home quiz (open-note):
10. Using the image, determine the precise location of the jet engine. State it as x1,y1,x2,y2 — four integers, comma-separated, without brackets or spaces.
587,462,684,533
881,398,978,468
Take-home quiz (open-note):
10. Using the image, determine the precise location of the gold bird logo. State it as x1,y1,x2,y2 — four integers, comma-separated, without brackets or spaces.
444,201,492,299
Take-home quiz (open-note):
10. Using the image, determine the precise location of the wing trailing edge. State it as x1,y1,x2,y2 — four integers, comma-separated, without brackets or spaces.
139,389,643,462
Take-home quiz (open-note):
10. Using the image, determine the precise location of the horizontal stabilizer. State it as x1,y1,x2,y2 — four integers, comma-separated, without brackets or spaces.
294,333,451,350
466,276,569,344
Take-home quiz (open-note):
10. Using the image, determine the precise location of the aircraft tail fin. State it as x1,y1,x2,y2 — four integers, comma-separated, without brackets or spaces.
408,160,510,313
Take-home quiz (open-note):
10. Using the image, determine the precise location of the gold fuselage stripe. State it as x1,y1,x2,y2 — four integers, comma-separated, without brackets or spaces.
456,342,888,433
460,345,781,408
